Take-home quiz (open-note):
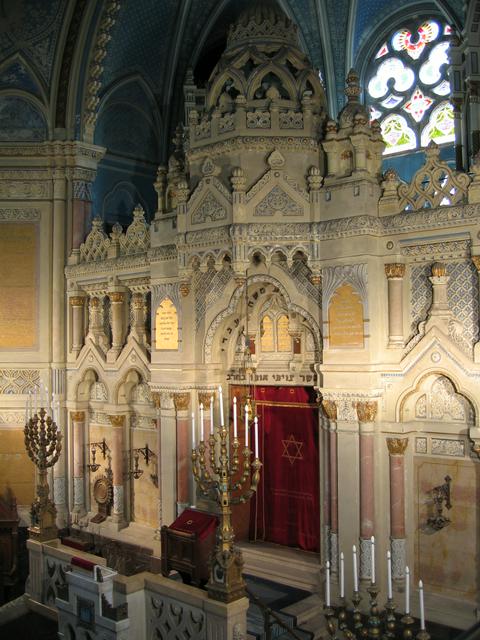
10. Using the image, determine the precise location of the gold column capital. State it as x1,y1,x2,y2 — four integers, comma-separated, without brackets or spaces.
71,411,85,422
152,392,161,410
109,414,125,427
472,256,480,272
431,262,447,277
89,296,101,308
322,399,337,421
198,391,215,408
387,437,408,455
356,400,378,423
384,263,405,279
173,392,191,411
70,296,85,307
131,292,144,308
109,291,125,303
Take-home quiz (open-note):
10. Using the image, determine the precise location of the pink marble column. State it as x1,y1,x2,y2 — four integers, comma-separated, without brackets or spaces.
109,414,125,526
174,393,191,515
356,401,378,581
387,437,408,579
322,400,338,570
71,411,86,516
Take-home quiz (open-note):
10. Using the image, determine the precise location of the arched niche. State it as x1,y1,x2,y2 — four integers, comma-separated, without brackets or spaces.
155,297,179,350
116,369,143,405
76,369,107,403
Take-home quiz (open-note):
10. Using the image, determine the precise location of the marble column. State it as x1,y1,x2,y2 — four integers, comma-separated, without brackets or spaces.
109,414,126,527
385,263,405,346
322,399,338,571
87,296,109,353
356,400,377,581
174,392,191,515
428,262,449,316
387,437,408,580
70,294,86,356
472,257,480,362
159,393,177,526
71,411,86,517
107,290,126,362
153,393,162,538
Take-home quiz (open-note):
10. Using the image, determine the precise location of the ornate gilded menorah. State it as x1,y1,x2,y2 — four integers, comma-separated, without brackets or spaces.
24,396,62,541
191,390,262,602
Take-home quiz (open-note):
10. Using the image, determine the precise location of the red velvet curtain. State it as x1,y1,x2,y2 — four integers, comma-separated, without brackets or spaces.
250,386,320,552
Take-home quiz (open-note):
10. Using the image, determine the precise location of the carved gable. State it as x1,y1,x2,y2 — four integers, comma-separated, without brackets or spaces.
246,170,308,220
188,175,232,226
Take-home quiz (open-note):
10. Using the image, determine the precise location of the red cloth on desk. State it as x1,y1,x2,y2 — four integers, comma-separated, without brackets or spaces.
169,509,218,541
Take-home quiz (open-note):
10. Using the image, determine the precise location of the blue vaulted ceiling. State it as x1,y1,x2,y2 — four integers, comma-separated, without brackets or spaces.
0,0,467,222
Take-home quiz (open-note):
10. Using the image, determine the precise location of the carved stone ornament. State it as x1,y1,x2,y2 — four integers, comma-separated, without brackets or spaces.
174,393,191,411
109,415,125,428
386,437,408,456
179,281,190,297
152,392,161,410
267,149,285,169
431,262,447,277
322,399,337,421
71,411,85,423
356,400,378,423
384,263,405,279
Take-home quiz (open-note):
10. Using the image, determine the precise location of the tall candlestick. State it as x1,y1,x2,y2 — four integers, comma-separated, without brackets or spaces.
387,550,392,599
34,387,38,415
45,386,49,411
254,416,259,459
233,397,238,439
191,413,196,449
325,560,331,607
52,393,55,419
245,404,249,448
405,566,410,614
353,545,358,592
371,535,375,584
340,551,345,598
210,396,214,434
219,385,224,427
419,579,425,630
200,403,204,441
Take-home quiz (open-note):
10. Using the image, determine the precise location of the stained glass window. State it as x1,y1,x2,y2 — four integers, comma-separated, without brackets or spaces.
366,18,454,156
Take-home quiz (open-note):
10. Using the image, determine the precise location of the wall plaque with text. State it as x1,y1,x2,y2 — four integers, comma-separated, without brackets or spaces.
156,298,179,350
328,283,364,348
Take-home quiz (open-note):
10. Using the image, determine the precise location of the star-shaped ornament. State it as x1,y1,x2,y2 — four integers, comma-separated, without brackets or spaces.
281,434,304,465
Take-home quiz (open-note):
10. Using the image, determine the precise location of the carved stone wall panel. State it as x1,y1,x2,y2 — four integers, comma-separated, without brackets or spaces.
431,438,465,457
191,191,227,225
0,208,41,221
448,261,478,346
409,264,432,339
254,185,303,216
147,593,206,640
0,369,40,394
416,437,427,454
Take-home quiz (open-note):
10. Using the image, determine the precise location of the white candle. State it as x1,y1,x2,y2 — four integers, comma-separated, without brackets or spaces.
325,560,331,607
200,403,204,441
254,416,259,459
233,397,238,439
340,551,345,598
245,404,249,448
387,550,392,600
34,387,38,415
45,386,49,411
219,385,224,427
371,536,375,584
210,396,214,434
52,393,55,419
419,579,425,630
353,545,358,592
191,413,196,449
405,566,410,615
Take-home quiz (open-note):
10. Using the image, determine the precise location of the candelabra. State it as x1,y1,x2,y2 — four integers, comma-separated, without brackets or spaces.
127,444,158,485
324,541,430,640
86,438,110,473
191,393,261,602
24,405,62,541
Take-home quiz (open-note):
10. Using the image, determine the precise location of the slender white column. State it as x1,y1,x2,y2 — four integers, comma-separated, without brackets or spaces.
385,263,405,346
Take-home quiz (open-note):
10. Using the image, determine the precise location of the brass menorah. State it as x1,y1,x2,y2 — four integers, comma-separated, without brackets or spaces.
191,394,261,602
24,405,62,541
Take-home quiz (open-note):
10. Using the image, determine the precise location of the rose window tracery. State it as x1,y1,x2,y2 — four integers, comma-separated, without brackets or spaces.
366,19,454,155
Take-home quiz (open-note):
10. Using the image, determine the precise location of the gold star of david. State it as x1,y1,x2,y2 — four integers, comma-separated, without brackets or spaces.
281,434,304,465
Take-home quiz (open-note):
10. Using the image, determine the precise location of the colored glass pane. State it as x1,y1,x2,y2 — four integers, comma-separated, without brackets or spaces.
420,101,455,146
419,42,449,85
392,21,440,60
375,42,389,59
403,87,433,122
381,94,404,109
367,58,414,99
369,106,382,121
381,114,416,153
432,80,450,96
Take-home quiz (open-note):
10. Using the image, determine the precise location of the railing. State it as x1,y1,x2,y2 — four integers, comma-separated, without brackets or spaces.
246,585,307,640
